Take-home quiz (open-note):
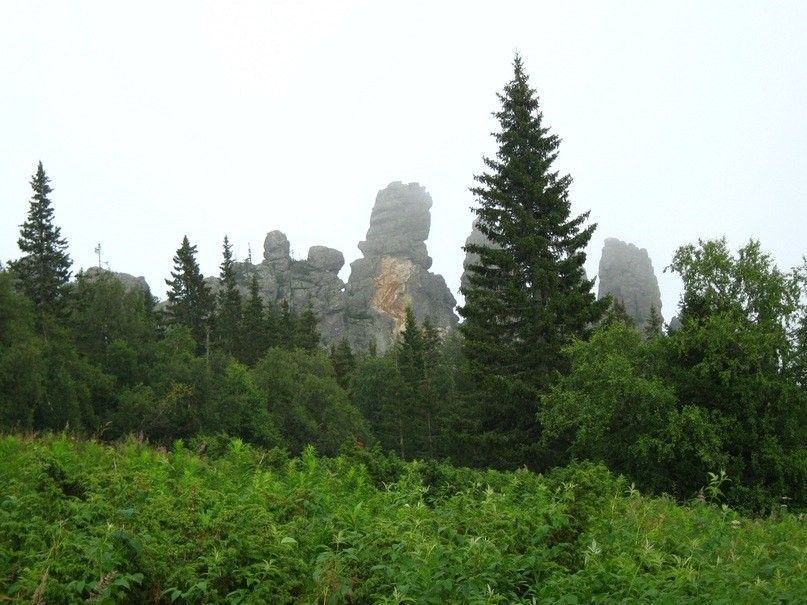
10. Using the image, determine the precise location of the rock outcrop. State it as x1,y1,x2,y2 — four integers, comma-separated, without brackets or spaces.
460,219,494,292
227,231,348,344
206,182,457,350
597,238,663,329
345,182,458,351
82,266,151,293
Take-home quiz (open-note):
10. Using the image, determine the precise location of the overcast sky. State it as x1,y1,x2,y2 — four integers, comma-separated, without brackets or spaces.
2,1,805,319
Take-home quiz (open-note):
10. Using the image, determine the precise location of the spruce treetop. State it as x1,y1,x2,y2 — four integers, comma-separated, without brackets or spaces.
10,161,73,316
165,235,212,350
459,55,606,467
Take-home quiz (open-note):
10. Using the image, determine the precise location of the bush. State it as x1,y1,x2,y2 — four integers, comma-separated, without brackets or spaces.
1,435,803,603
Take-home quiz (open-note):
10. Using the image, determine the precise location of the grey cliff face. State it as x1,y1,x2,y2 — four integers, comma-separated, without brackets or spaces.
345,181,458,352
357,181,433,269
207,182,457,350
597,238,663,329
226,233,348,344
263,230,291,272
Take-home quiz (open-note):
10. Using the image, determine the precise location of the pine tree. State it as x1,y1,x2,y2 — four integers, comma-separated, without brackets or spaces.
165,236,213,353
214,236,242,355
458,55,607,467
9,162,72,320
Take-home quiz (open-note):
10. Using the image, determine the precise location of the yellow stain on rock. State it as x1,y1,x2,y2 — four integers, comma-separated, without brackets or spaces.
371,256,415,334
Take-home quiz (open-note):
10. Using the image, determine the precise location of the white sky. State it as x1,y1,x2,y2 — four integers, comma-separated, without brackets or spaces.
2,1,805,319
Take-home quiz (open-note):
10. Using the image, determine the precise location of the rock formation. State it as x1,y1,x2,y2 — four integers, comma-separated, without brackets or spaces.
460,219,494,292
226,231,348,344
597,238,663,329
215,182,457,350
82,266,150,293
345,182,458,351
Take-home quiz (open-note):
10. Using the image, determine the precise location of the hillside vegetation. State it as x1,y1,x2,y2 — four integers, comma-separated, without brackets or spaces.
1,434,804,603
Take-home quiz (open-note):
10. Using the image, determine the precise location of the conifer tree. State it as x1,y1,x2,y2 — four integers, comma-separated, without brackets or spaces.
238,274,268,364
214,236,242,355
278,299,295,349
459,55,607,467
263,298,279,349
330,339,356,391
294,299,320,352
644,304,663,337
395,308,426,457
421,316,441,361
165,236,213,352
419,316,443,455
9,162,72,320
601,297,634,329
398,308,424,392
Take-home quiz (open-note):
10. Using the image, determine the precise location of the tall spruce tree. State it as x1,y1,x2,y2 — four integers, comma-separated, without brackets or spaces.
459,55,607,468
214,236,242,355
238,274,268,364
10,162,72,320
394,308,425,458
398,308,425,395
165,236,213,352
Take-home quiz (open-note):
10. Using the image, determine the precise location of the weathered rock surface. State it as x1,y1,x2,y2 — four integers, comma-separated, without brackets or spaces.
205,182,457,350
226,234,348,344
345,182,458,351
597,238,663,329
83,266,150,293
460,219,493,292
263,230,291,271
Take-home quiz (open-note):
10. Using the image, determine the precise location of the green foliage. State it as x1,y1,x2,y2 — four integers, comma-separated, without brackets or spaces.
213,236,242,356
294,300,320,353
459,55,607,468
0,272,41,429
253,348,371,455
644,304,663,337
541,323,733,500
352,354,405,455
600,296,634,329
237,274,270,365
68,270,156,382
329,339,356,392
667,239,806,510
165,236,213,353
1,435,803,603
7,162,72,321
543,240,807,511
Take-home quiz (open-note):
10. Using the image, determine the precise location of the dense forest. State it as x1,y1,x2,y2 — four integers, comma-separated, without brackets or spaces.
1,56,805,601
